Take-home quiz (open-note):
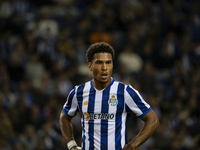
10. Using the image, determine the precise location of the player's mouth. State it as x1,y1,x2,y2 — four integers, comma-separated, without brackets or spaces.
101,73,108,79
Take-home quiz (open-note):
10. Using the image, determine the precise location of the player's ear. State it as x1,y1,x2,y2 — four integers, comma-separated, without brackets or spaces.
88,62,92,71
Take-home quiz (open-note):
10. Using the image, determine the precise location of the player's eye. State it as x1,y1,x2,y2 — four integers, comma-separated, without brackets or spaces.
96,61,102,64
106,61,112,64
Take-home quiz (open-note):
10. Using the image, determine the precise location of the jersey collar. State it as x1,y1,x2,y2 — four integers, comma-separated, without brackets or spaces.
90,77,115,92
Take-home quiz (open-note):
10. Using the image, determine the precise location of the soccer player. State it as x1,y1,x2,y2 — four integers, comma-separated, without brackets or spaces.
59,42,159,150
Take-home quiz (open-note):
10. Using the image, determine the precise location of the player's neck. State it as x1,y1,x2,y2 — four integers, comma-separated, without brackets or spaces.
93,78,112,91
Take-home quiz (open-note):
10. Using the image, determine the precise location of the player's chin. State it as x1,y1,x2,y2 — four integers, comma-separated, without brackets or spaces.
99,80,108,84
99,78,109,84
97,76,110,84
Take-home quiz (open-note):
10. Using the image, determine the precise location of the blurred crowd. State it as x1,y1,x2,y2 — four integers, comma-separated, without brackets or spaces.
0,0,200,150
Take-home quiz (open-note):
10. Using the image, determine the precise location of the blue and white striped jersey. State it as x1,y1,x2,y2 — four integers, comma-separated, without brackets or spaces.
63,78,151,150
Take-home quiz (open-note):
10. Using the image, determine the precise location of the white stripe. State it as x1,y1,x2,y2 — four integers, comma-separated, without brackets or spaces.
68,87,78,116
125,86,143,116
107,82,119,150
121,86,128,147
82,81,90,150
121,113,127,148
119,85,127,147
93,91,102,149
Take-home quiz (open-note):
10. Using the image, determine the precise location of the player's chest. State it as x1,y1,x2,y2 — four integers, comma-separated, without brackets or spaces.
77,92,124,114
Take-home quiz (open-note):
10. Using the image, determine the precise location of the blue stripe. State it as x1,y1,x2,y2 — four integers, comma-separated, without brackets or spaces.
138,108,151,118
115,83,125,150
125,113,131,144
126,86,149,114
67,88,76,106
77,84,85,112
76,84,85,150
88,86,96,150
100,87,110,150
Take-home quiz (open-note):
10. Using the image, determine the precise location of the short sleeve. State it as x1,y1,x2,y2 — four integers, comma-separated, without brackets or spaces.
63,87,78,117
125,85,151,118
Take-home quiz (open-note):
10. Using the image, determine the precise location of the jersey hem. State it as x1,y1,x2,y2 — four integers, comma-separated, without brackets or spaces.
63,108,76,118
138,107,152,118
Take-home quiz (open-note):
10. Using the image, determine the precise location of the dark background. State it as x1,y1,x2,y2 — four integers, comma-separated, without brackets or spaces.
0,0,200,149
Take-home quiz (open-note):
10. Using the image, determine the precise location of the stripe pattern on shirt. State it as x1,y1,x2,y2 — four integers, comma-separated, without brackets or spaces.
63,79,151,150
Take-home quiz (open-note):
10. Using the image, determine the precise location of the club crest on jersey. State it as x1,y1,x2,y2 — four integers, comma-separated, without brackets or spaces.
108,95,118,106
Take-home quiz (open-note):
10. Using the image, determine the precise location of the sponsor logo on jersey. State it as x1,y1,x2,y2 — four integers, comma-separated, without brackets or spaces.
84,112,114,121
108,95,118,106
83,100,89,105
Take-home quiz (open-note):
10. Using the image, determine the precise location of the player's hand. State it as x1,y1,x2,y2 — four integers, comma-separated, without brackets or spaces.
70,146,82,150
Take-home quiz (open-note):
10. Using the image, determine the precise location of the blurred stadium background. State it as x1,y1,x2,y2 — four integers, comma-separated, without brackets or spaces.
0,0,200,150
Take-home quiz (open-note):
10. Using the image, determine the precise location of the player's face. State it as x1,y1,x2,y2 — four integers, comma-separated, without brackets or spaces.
88,53,113,89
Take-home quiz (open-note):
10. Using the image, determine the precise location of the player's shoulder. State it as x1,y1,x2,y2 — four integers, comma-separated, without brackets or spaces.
113,79,137,92
112,79,129,89
72,80,91,92
77,80,90,87
113,78,128,86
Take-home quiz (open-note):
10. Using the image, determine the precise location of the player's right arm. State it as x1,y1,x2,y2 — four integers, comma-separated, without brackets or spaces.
59,87,81,150
59,110,82,150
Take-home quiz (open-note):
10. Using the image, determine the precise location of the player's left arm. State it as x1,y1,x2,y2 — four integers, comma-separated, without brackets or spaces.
123,110,159,150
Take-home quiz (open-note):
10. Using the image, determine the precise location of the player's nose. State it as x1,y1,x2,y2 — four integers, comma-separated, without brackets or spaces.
102,63,107,70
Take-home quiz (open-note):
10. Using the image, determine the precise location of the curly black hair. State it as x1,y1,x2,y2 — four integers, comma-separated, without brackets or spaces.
86,42,115,63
